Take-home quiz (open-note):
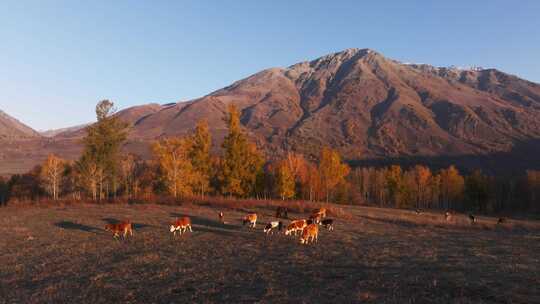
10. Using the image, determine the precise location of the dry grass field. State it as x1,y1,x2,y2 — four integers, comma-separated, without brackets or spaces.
1,201,539,303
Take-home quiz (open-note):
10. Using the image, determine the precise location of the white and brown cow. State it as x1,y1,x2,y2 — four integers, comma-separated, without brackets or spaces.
263,221,283,234
285,219,307,236
170,217,193,236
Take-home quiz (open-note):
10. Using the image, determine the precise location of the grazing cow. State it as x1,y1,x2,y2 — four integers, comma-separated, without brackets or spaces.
218,211,225,224
105,221,133,239
275,206,288,219
321,219,334,231
263,221,283,234
468,214,476,224
243,213,257,228
497,217,506,225
444,211,452,222
300,224,319,245
285,219,307,236
312,208,327,219
309,213,322,224
170,217,193,236
415,209,423,215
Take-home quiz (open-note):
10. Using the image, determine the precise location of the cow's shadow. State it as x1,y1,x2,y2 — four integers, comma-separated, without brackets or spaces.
170,213,246,237
101,218,152,230
55,221,101,233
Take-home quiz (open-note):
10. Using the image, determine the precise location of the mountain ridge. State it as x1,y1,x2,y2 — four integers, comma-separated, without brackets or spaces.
0,110,41,139
2,48,540,174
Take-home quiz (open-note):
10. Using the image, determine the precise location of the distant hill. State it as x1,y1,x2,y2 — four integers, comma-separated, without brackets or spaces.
0,110,41,139
40,123,90,138
2,48,540,175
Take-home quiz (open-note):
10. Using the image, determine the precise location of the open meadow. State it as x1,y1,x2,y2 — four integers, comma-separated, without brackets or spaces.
1,201,539,303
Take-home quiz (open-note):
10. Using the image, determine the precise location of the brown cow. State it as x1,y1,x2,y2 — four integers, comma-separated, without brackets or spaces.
311,208,327,220
105,220,133,239
243,213,257,228
300,224,319,245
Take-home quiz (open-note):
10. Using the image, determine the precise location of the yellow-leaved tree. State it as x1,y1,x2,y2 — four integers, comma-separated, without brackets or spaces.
41,154,64,200
318,147,350,202
275,160,295,200
219,104,264,197
153,137,196,198
439,165,464,209
119,153,137,198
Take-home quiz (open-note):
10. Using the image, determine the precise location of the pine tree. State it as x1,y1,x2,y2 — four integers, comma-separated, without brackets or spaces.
219,104,264,197
77,100,128,200
189,120,212,197
465,169,490,212
0,176,7,205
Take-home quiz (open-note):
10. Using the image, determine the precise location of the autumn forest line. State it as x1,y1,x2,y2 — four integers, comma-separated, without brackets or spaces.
1,100,539,216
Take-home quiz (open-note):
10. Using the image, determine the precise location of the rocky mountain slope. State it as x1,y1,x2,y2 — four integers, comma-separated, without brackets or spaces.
2,48,540,174
104,48,540,159
0,110,41,139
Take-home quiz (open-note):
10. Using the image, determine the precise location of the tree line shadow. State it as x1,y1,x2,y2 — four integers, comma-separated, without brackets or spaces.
348,138,540,175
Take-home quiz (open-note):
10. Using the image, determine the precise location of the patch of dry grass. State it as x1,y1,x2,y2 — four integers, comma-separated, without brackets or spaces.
0,203,538,303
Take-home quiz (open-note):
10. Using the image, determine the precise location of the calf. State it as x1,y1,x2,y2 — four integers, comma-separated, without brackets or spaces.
415,209,423,215
300,224,319,245
285,219,307,236
321,219,334,231
243,213,257,228
275,206,288,219
263,221,283,234
468,214,476,224
105,220,133,239
170,217,192,236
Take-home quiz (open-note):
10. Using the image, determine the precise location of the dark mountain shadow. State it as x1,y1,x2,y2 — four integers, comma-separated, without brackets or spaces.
54,221,100,233
101,218,152,230
349,139,540,175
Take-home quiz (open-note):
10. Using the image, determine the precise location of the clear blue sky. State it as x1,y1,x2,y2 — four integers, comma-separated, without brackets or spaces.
1,1,539,130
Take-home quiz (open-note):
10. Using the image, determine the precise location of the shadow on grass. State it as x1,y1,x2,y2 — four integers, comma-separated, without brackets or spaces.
169,213,252,238
358,215,435,229
54,221,101,233
170,213,241,230
101,218,153,230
